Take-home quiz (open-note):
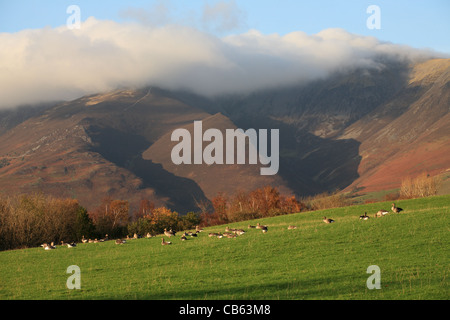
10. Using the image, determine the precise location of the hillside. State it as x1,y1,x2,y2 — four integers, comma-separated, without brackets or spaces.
0,58,448,212
213,58,450,195
0,195,448,300
0,88,214,213
142,112,293,200
340,59,450,192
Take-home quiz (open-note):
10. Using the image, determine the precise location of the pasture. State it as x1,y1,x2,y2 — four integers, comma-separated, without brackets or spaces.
0,195,448,300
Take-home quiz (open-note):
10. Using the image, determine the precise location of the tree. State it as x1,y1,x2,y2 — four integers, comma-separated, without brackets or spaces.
179,212,201,230
90,197,129,238
135,199,155,220
74,206,95,241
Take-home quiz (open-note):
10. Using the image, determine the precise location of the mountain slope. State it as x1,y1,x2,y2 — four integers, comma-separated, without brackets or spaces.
0,88,214,212
0,58,448,213
142,112,293,200
338,59,450,192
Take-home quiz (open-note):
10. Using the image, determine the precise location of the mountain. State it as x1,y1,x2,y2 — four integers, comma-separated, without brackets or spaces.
0,88,214,213
142,112,293,201
0,58,448,213
339,59,450,192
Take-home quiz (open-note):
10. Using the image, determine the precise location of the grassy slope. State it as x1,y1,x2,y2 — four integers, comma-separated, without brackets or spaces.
0,195,448,300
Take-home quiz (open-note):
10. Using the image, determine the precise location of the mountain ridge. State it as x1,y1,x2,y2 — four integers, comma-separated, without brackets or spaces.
0,58,448,212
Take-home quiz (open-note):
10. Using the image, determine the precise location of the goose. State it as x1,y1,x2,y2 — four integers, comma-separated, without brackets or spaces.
288,225,297,229
44,242,56,250
226,233,237,238
181,234,187,241
40,243,49,249
208,232,223,238
359,212,370,220
195,225,204,232
60,241,67,246
374,210,388,218
146,233,153,238
81,236,88,244
234,229,245,235
104,234,109,241
161,238,172,246
115,239,126,245
133,233,139,239
261,226,268,233
248,225,256,229
391,203,403,213
67,242,77,248
164,228,175,238
256,223,268,230
323,217,335,224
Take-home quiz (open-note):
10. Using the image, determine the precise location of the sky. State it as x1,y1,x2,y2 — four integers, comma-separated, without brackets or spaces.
0,0,448,109
1,0,449,52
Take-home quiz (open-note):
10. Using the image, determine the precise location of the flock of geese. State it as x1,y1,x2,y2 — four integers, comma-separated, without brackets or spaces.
325,203,404,223
40,203,404,250
162,223,270,245
360,203,403,220
41,240,77,250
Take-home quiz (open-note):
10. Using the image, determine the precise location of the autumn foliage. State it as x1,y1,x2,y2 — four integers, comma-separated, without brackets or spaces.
0,185,348,251
89,197,130,238
200,186,303,226
0,193,94,251
127,206,200,236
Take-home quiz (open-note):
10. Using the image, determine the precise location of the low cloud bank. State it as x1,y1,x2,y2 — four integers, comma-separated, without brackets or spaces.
0,17,443,109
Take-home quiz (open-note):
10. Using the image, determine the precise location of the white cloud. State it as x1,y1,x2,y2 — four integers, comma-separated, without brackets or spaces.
0,17,443,109
201,0,247,34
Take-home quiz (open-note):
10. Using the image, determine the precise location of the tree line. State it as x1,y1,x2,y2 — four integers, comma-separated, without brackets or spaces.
0,186,304,251
0,194,201,251
1,174,438,251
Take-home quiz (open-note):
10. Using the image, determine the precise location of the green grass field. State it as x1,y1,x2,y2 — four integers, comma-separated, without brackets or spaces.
0,195,448,300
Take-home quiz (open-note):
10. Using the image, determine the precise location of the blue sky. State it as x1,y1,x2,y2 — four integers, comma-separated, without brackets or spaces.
1,0,449,53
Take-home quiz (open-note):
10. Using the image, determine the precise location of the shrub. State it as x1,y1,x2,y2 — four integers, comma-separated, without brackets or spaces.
179,212,201,231
202,186,303,226
400,173,440,199
384,191,400,201
0,193,92,251
303,191,350,211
